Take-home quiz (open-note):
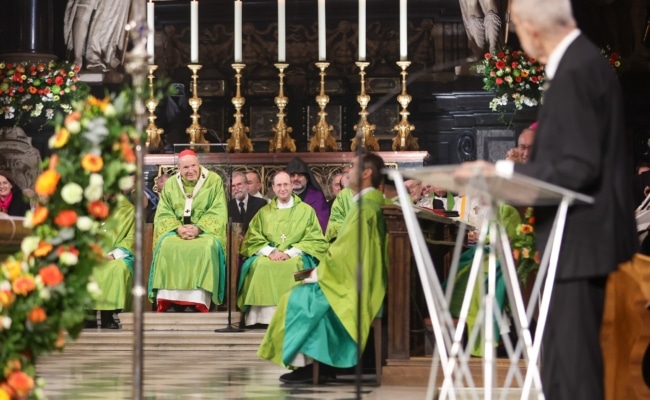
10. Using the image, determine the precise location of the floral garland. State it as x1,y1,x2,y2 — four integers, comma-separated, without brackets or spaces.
0,93,138,399
476,47,545,112
512,207,540,283
0,61,89,128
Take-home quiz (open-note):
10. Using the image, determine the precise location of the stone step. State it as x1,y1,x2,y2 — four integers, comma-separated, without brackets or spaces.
118,311,243,331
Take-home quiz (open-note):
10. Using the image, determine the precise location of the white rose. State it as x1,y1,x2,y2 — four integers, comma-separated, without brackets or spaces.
0,281,10,291
34,275,44,288
84,184,103,202
61,182,83,204
23,210,34,228
76,216,93,231
123,163,136,173
103,103,116,118
118,175,134,191
65,119,81,134
88,173,104,187
1,316,11,330
21,236,41,257
39,287,51,300
59,252,79,266
87,280,101,297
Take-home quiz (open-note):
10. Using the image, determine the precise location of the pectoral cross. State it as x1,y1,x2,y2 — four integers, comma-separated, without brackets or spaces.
280,233,287,243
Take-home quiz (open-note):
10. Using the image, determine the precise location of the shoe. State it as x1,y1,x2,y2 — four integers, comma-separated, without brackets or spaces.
100,311,121,329
83,319,98,329
184,306,198,313
279,364,334,384
100,321,120,329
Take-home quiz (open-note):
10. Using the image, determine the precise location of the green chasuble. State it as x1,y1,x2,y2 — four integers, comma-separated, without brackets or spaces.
324,188,354,242
237,194,328,310
257,188,387,368
93,195,135,311
149,168,228,305
448,203,521,357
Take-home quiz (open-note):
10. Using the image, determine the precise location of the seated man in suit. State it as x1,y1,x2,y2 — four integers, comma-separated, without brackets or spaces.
228,171,266,234
258,152,388,383
238,171,328,326
86,193,135,329
149,149,228,312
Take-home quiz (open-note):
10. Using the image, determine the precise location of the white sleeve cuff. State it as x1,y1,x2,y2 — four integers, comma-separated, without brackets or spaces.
108,248,127,260
284,247,303,258
258,246,275,257
495,160,514,179
303,268,318,283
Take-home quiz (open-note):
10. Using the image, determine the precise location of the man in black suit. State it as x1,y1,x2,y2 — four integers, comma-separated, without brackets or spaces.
228,171,266,234
459,0,638,398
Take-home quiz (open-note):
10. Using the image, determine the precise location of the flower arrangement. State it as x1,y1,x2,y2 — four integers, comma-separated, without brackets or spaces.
0,61,90,128
601,46,621,74
511,207,540,284
477,47,546,112
0,92,139,399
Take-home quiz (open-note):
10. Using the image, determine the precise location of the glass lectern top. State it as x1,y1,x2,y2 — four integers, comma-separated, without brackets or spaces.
400,165,594,207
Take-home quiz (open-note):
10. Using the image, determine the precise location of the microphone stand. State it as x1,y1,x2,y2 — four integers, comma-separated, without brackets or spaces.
213,130,244,333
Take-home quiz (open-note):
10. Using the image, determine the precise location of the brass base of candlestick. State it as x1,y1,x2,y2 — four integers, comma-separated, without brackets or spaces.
145,64,164,153
269,63,296,153
309,62,338,152
186,64,209,151
351,61,379,152
392,60,419,151
227,63,254,153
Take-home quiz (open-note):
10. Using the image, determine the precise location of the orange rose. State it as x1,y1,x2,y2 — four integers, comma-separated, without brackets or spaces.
120,133,135,163
6,371,34,397
0,291,15,308
48,154,59,170
520,224,533,234
31,206,48,226
51,127,70,148
54,330,66,348
32,241,53,258
533,251,541,264
513,249,520,261
39,264,64,286
88,200,109,219
54,210,78,227
528,216,535,224
34,169,60,196
64,110,81,124
81,153,104,173
27,306,46,323
12,276,35,296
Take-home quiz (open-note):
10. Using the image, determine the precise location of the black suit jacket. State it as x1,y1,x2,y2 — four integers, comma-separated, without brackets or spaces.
515,34,637,279
228,195,267,233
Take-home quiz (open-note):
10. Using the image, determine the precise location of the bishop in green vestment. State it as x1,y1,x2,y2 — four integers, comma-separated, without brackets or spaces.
324,187,353,242
258,153,388,383
90,194,135,328
149,150,227,312
238,171,328,326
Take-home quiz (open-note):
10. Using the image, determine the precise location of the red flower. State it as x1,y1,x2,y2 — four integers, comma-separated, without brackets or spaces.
54,210,78,227
484,53,492,59
496,60,506,70
56,245,79,257
6,371,34,397
495,77,504,85
88,200,109,219
497,51,505,59
512,50,520,58
515,77,522,83
54,75,64,86
511,62,518,68
27,306,47,323
39,265,64,286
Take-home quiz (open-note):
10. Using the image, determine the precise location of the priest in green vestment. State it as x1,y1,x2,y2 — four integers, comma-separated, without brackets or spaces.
324,187,353,242
88,194,135,329
149,149,227,312
238,171,328,326
257,152,388,384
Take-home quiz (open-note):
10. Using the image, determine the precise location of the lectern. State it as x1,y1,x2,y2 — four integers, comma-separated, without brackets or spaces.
386,165,593,400
0,216,30,261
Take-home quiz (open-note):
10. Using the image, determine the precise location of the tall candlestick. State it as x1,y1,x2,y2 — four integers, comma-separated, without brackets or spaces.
190,0,199,63
400,0,407,60
234,0,242,62
358,0,366,61
278,0,286,62
147,0,155,63
318,0,326,61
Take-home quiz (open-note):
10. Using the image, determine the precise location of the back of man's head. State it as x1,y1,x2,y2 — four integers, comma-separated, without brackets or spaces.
511,0,575,36
362,152,385,189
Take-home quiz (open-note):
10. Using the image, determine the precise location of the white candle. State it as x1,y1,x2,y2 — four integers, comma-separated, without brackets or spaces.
190,0,199,63
399,0,407,60
147,0,155,63
234,0,242,62
358,0,366,61
278,0,286,62
318,0,326,61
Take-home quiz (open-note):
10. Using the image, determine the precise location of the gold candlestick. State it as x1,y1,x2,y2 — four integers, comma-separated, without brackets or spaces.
227,63,253,153
309,62,338,152
145,65,163,153
186,64,209,151
392,60,418,151
269,63,296,152
351,61,379,151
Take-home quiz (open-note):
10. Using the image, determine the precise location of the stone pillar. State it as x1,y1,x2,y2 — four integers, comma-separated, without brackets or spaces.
0,0,57,62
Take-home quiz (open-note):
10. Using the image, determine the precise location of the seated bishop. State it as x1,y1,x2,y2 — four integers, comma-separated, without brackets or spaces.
238,171,328,326
257,152,388,383
149,149,228,312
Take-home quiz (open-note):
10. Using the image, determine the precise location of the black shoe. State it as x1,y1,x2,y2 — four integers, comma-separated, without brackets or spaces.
279,364,334,384
100,321,120,329
183,306,198,313
100,311,120,329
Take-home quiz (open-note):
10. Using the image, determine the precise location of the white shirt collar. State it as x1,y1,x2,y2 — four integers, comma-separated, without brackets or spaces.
277,195,294,209
545,28,581,80
353,187,374,202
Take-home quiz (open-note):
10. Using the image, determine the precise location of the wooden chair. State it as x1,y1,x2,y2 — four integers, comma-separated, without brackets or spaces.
312,317,384,385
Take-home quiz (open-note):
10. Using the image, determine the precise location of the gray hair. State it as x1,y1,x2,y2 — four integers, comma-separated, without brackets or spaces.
232,171,247,183
511,0,575,35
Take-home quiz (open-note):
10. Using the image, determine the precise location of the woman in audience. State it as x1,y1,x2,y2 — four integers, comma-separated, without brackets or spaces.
0,172,30,217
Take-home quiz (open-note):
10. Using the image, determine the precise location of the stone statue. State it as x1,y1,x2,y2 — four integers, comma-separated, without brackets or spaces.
459,0,507,58
63,0,131,71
